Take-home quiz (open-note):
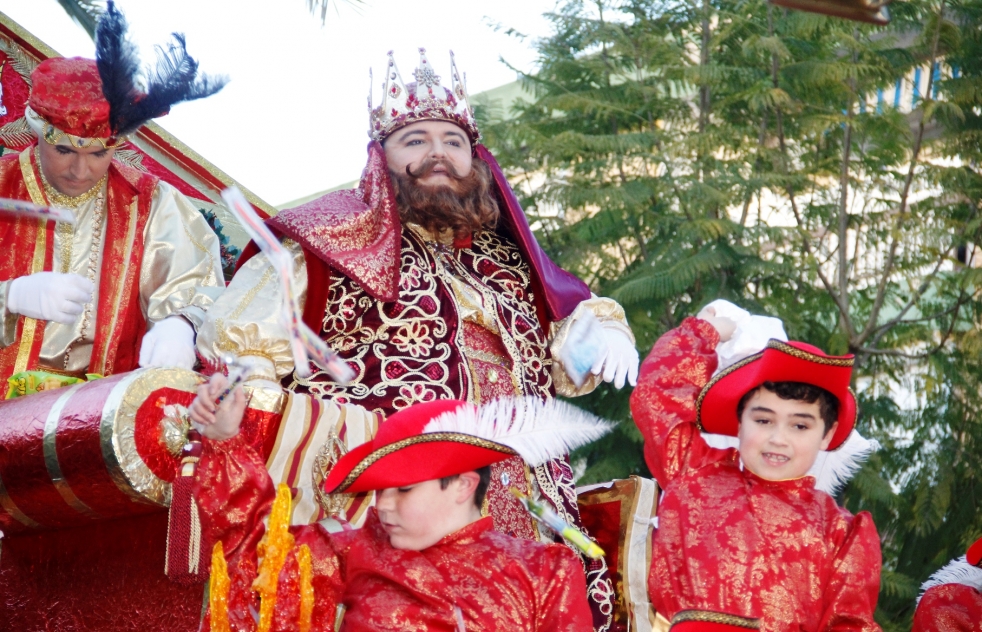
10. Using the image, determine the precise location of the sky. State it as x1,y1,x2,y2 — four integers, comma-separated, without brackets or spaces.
2,0,560,206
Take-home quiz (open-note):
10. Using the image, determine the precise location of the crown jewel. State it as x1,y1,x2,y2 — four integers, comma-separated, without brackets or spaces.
368,48,480,143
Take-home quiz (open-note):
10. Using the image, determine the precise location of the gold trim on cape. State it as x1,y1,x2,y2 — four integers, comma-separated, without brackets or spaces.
14,147,47,374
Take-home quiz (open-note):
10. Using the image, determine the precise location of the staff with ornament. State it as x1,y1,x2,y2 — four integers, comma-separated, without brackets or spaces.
0,2,225,393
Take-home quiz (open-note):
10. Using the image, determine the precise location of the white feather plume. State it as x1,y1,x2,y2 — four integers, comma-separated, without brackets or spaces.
917,556,982,604
701,429,878,496
422,396,614,466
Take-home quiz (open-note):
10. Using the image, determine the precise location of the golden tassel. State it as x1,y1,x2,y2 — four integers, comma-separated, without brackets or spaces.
298,544,314,632
254,484,295,632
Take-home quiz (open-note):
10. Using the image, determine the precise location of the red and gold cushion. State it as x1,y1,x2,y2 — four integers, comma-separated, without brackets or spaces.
578,476,659,631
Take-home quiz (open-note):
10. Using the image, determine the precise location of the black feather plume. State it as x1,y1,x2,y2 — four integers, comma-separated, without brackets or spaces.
95,1,227,137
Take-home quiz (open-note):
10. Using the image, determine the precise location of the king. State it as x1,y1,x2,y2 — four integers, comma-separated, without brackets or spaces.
0,2,226,385
197,48,639,630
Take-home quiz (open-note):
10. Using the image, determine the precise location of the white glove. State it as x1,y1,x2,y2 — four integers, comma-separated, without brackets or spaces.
589,325,640,389
700,299,787,373
7,272,93,324
139,316,197,370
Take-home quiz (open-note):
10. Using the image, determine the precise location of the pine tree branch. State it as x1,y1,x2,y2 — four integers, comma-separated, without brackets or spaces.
861,1,947,346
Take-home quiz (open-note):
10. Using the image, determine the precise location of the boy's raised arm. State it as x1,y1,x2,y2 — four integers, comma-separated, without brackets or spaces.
630,316,721,486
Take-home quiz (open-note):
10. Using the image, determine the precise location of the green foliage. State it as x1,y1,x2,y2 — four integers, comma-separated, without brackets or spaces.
487,0,982,626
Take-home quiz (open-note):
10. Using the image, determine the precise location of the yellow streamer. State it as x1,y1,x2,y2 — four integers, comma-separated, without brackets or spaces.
254,484,295,632
209,541,231,632
298,544,314,632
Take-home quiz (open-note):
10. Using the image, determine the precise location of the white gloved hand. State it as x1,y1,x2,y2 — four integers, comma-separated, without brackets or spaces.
589,326,640,389
139,316,197,370
7,272,94,324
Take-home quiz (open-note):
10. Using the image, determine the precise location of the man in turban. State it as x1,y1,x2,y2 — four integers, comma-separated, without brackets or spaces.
0,2,226,384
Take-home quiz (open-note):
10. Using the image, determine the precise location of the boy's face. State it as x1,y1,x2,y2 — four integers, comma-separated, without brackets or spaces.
737,388,837,480
375,475,477,551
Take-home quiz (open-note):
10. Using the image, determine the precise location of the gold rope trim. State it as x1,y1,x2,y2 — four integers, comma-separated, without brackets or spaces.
765,339,854,367
335,432,514,492
671,610,760,629
14,148,47,374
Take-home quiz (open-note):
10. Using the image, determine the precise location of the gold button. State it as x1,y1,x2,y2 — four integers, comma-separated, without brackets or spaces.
488,370,499,384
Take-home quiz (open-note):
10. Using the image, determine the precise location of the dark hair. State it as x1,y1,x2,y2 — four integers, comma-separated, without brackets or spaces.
439,465,492,509
736,381,839,435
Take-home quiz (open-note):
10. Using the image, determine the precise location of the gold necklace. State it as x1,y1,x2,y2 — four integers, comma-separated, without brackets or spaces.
35,148,107,209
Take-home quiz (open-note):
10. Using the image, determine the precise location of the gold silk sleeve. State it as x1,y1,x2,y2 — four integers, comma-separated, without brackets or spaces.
140,181,225,330
550,294,636,397
0,280,17,348
196,238,307,380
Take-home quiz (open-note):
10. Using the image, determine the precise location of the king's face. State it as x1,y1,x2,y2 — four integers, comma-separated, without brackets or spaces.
383,120,473,189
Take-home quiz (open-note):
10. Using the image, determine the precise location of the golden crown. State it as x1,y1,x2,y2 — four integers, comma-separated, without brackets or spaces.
368,48,480,144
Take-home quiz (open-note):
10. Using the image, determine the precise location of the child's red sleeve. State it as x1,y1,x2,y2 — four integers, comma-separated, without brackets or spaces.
195,433,276,560
194,435,345,631
629,317,721,486
819,510,883,632
536,544,595,632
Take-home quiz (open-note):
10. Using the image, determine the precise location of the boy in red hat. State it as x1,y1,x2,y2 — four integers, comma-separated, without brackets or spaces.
912,536,982,631
189,376,608,631
629,304,882,631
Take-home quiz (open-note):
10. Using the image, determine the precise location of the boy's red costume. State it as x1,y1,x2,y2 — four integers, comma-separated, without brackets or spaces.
630,317,882,631
195,398,600,631
912,536,982,632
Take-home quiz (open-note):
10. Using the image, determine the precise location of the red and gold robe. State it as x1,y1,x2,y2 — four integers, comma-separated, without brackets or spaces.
195,433,594,632
630,318,882,631
914,583,982,632
913,557,982,632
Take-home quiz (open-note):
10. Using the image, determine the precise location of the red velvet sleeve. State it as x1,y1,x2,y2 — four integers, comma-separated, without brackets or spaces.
194,433,276,560
913,582,982,632
629,317,722,487
536,544,595,632
819,510,883,632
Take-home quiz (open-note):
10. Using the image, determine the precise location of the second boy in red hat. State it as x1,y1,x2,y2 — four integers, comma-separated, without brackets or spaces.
630,305,882,631
189,377,609,631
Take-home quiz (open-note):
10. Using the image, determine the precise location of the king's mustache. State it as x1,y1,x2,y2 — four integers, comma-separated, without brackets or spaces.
404,158,464,180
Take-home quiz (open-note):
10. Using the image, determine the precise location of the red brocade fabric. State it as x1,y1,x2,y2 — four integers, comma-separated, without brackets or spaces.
629,318,882,632
28,58,113,139
195,436,594,632
913,584,982,632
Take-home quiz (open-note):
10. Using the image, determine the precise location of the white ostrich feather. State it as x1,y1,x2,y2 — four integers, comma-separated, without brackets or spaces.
701,429,878,496
422,397,614,466
808,430,879,496
918,556,982,604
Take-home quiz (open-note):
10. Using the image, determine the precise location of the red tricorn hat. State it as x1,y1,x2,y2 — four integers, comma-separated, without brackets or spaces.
325,397,612,494
696,339,856,450
324,400,515,494
967,536,982,567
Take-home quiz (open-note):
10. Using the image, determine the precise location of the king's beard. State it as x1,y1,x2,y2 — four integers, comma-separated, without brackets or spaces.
390,157,500,241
